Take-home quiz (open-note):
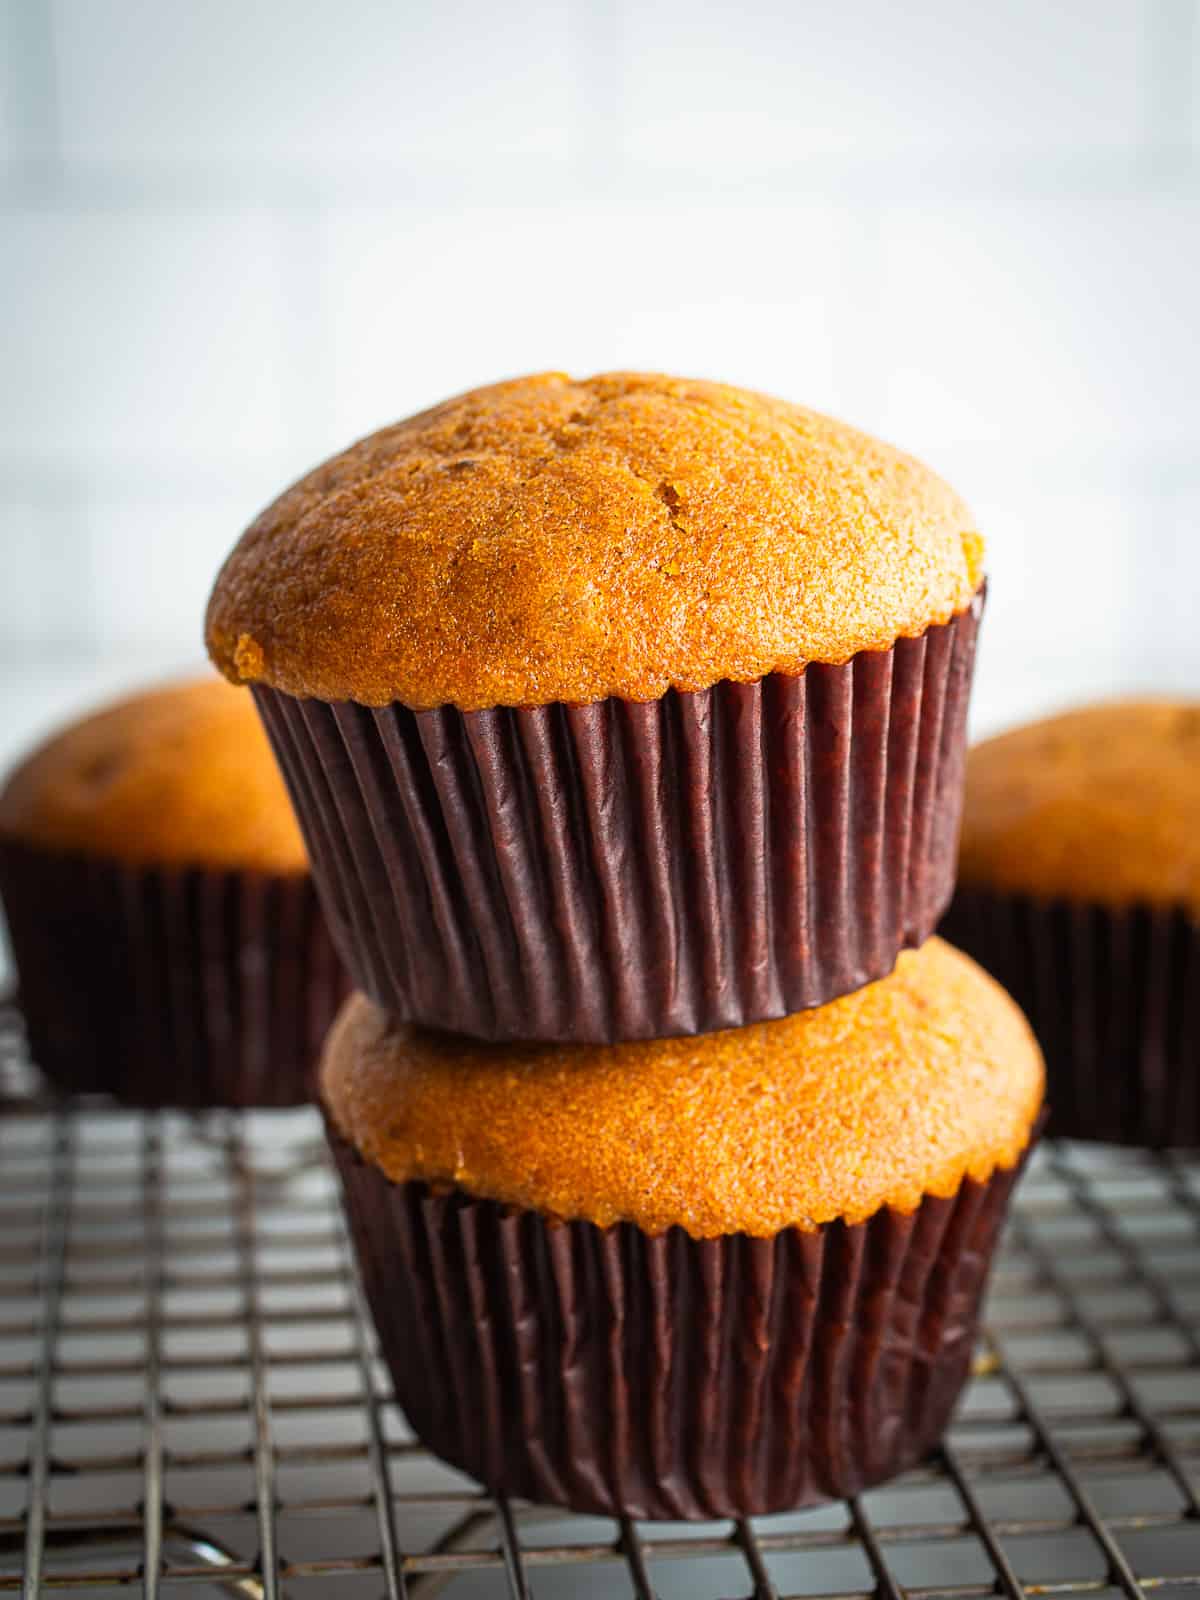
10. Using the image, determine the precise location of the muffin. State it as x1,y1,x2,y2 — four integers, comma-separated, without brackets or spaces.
942,699,1200,1146
322,937,1044,1519
207,373,984,1043
0,676,346,1106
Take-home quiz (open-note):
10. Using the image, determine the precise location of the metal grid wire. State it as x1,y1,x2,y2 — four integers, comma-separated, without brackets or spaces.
1,996,1199,1598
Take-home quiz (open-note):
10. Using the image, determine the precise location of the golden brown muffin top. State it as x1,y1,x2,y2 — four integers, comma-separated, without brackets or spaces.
959,700,1200,914
207,371,984,711
322,939,1043,1238
0,676,308,872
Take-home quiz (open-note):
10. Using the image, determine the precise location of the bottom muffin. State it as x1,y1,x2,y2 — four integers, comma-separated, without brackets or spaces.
322,938,1045,1519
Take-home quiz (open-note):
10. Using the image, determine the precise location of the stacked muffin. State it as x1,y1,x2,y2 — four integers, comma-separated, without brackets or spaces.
207,371,1044,1518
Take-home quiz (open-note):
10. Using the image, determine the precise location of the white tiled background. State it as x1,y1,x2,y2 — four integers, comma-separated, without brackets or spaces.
1,0,1198,767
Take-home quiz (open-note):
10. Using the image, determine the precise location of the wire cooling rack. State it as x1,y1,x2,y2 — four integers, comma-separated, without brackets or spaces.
1,997,1199,1599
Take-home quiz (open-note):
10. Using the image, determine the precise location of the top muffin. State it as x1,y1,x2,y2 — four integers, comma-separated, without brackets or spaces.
959,700,1200,914
0,676,308,873
206,372,984,711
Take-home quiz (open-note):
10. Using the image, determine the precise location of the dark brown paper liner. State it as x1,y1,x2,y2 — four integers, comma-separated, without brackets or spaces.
0,838,347,1107
256,594,982,1043
328,1121,1033,1520
942,888,1200,1148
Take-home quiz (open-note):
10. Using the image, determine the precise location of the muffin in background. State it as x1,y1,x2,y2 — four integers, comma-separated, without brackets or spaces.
0,676,346,1107
322,937,1044,1520
207,369,986,1044
941,699,1200,1146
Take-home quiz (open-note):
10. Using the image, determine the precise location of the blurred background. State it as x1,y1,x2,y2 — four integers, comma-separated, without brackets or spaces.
1,0,1196,768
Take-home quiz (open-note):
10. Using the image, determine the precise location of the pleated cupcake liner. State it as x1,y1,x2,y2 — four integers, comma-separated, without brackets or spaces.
255,592,983,1044
942,888,1200,1148
0,838,347,1108
328,1119,1034,1521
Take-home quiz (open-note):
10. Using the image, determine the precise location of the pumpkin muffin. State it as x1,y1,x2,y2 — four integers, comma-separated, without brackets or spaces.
207,372,986,1042
323,937,1044,1519
0,676,346,1106
942,700,1200,1145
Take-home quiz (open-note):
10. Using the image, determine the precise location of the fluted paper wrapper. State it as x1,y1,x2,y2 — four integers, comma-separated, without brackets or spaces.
943,888,1199,1147
0,839,346,1107
257,595,982,1043
328,1123,1032,1520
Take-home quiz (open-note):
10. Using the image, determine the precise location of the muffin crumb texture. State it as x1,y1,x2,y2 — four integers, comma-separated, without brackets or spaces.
959,700,1200,913
207,371,983,710
321,938,1044,1237
0,676,308,872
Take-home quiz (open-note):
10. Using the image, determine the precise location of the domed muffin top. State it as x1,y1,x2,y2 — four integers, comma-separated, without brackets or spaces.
959,700,1200,913
321,938,1043,1238
207,371,984,711
0,676,308,872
